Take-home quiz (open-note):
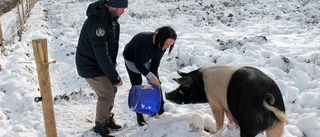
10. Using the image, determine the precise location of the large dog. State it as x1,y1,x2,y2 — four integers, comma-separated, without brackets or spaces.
165,65,288,137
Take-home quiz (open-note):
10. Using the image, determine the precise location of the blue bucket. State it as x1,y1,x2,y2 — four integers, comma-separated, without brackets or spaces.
128,84,161,117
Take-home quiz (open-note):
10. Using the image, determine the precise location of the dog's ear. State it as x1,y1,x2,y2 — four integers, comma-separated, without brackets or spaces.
173,77,193,87
177,71,188,76
173,78,179,83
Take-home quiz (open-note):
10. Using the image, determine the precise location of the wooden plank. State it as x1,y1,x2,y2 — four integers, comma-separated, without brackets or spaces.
32,39,58,137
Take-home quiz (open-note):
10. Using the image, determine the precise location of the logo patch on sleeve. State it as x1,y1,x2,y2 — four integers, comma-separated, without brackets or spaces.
96,28,105,37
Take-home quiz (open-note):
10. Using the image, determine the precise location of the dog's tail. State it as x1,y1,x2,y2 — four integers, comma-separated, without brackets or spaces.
263,94,289,124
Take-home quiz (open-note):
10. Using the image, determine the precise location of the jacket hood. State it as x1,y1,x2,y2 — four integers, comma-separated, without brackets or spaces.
86,1,110,20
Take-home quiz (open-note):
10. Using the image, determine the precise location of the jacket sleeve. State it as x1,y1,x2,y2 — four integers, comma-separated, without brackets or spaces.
149,55,162,78
133,39,150,77
89,22,121,85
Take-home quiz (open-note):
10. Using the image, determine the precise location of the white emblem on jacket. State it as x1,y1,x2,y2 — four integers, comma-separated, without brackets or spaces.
96,28,105,37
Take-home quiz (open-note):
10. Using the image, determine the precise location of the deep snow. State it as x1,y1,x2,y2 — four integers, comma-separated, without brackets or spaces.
0,0,320,137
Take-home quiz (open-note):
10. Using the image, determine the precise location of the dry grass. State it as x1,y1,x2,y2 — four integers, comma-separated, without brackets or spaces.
0,0,19,16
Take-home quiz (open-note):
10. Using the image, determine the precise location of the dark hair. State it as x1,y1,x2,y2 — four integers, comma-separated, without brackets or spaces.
154,26,177,54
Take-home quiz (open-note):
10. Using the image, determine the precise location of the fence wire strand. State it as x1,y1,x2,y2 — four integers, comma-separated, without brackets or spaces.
0,0,38,57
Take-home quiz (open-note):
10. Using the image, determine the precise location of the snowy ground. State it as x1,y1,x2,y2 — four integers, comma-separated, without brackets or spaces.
0,0,320,137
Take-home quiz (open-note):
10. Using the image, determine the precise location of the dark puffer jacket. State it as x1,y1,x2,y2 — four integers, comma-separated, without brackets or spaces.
75,1,121,85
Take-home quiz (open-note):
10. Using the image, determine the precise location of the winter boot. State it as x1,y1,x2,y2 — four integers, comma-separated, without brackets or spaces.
107,113,122,129
158,105,165,115
93,122,114,137
158,93,165,115
136,113,147,126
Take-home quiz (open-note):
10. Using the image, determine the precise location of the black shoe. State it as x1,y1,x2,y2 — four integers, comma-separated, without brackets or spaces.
158,92,165,115
158,105,165,115
158,101,165,115
136,113,147,126
93,122,114,137
108,113,122,129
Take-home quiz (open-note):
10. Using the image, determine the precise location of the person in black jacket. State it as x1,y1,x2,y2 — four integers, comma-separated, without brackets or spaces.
75,0,127,136
123,26,177,126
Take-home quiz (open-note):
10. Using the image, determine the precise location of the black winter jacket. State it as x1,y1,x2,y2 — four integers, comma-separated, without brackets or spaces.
123,32,164,78
75,1,121,85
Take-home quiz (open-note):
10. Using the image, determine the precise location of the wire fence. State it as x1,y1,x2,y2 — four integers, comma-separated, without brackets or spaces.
0,0,38,57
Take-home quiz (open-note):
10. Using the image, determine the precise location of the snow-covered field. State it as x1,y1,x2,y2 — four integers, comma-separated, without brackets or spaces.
0,0,320,136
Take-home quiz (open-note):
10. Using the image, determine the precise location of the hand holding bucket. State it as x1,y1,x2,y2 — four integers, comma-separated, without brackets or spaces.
128,84,161,117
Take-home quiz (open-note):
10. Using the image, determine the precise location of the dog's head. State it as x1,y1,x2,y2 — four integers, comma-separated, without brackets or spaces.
165,68,208,104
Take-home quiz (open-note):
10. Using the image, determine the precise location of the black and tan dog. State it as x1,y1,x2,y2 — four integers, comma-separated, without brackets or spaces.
165,65,288,137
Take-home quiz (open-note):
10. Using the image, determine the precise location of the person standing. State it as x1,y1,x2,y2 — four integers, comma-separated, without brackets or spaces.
75,0,128,136
123,26,177,126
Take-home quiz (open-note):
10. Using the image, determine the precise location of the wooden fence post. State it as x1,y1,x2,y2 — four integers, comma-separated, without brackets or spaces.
20,0,25,23
0,19,6,56
26,0,29,13
17,2,24,41
0,20,3,45
32,39,58,137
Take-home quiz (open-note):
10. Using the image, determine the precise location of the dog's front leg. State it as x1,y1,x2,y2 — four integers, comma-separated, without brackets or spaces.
210,106,224,131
